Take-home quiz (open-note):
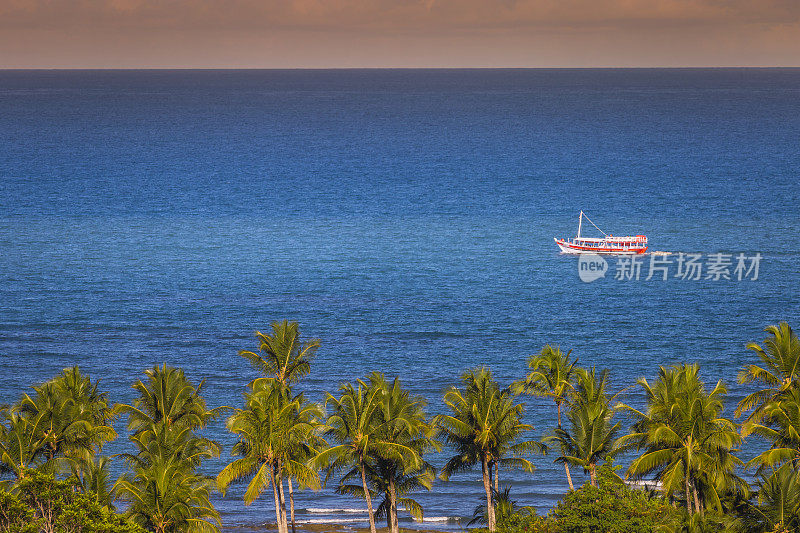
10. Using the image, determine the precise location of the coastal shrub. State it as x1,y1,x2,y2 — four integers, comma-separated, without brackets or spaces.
0,488,39,533
497,509,551,533
470,486,541,529
655,511,730,533
549,463,679,533
472,507,551,533
0,472,145,533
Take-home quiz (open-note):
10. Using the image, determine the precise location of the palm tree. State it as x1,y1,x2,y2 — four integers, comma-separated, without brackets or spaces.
546,368,622,487
121,364,223,442
117,365,222,533
513,345,579,490
737,322,800,427
365,373,438,533
337,456,436,530
72,455,117,509
744,385,800,473
0,410,48,481
748,463,800,532
217,378,322,533
283,395,326,533
16,366,117,467
217,380,289,533
437,367,540,532
116,446,220,533
238,318,321,521
314,377,420,533
620,364,745,515
486,412,545,493
238,320,320,387
0,367,116,482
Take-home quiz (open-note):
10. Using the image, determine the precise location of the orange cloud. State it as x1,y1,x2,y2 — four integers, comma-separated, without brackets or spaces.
2,0,799,30
0,0,798,66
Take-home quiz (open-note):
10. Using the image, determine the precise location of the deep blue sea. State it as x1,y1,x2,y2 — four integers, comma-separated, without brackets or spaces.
1,69,799,531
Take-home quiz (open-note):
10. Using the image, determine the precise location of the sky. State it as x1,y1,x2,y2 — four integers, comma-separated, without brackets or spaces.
1,0,799,68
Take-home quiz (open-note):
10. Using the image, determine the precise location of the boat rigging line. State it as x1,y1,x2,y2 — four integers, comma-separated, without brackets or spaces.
578,210,609,237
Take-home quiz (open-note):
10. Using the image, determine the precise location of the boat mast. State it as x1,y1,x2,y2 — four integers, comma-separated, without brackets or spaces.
577,211,583,239
580,212,609,237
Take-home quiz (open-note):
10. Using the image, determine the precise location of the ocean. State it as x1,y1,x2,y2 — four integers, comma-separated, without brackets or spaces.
1,68,799,530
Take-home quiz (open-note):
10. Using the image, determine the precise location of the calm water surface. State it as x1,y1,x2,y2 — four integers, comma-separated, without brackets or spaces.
1,69,799,530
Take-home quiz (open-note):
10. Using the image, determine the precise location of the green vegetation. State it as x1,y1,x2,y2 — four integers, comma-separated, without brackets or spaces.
217,378,322,533
115,364,223,532
437,368,543,532
470,464,680,533
328,373,439,533
619,363,746,515
0,471,145,533
548,462,679,533
220,321,324,533
1,320,800,532
546,368,623,487
315,372,436,533
513,345,580,490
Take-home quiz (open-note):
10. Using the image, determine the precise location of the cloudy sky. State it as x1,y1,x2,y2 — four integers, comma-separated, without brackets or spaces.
2,0,799,67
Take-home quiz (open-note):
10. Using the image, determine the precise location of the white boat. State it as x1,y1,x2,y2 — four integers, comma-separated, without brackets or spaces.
555,211,648,255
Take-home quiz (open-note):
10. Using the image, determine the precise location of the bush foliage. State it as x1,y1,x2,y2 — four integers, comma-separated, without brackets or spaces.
0,472,145,533
549,463,679,533
473,464,681,533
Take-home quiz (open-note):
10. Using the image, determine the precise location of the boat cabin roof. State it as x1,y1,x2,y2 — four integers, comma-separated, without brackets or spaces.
575,235,647,243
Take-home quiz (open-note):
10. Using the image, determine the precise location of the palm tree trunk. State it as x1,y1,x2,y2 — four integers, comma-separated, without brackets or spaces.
557,401,574,491
494,462,499,492
692,481,701,516
589,463,597,487
482,455,496,532
388,475,399,533
360,462,377,533
685,475,692,514
272,464,286,533
277,463,289,533
288,476,297,533
565,464,574,491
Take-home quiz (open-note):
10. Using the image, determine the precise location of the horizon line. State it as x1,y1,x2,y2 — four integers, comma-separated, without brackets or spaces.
2,66,800,71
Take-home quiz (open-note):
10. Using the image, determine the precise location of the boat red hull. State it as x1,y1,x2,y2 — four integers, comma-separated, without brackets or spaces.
555,238,648,255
